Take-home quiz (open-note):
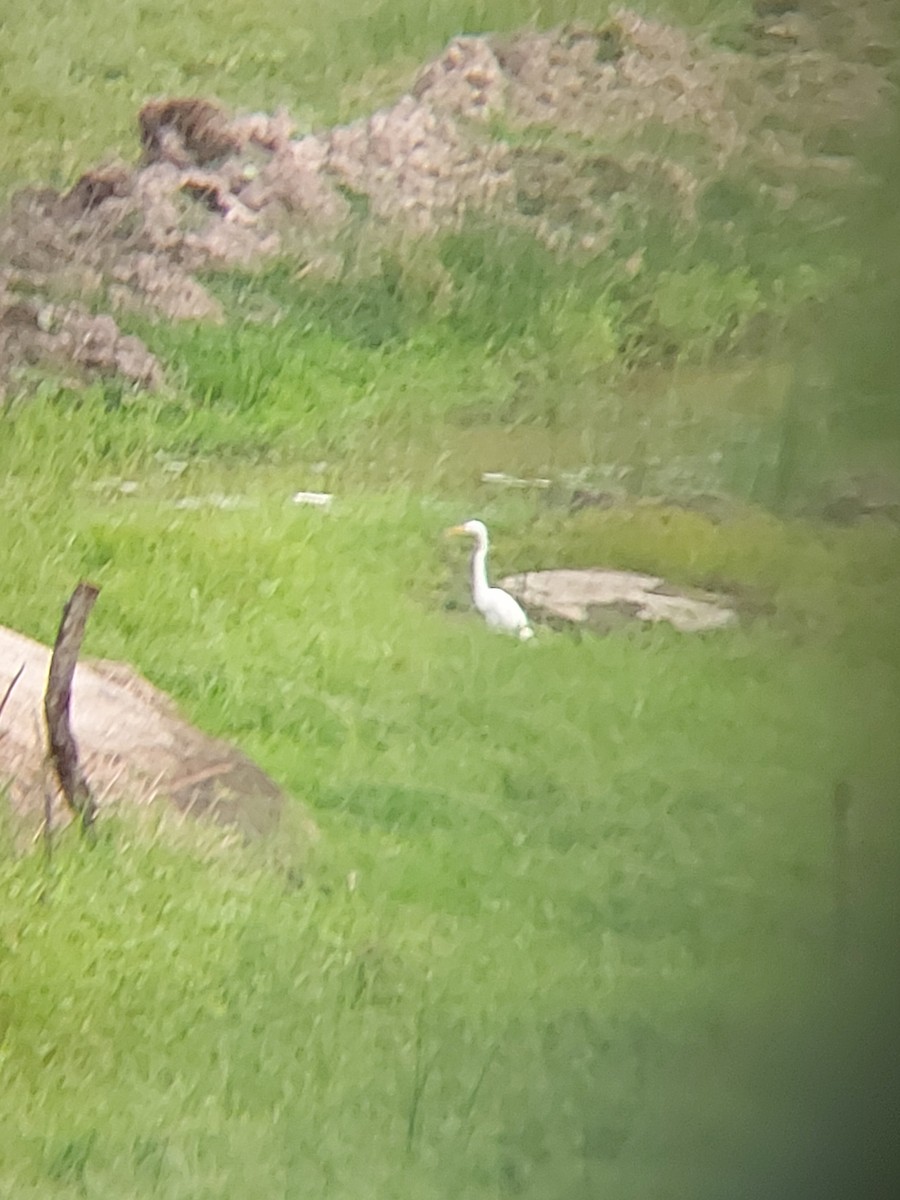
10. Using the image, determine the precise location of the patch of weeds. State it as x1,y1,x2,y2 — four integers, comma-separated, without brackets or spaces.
44,1130,98,1192
651,262,764,358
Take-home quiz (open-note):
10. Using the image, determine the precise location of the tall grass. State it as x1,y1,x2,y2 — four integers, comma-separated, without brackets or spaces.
2,381,899,1195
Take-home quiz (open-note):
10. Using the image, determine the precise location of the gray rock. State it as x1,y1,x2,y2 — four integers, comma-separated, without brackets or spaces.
500,567,737,633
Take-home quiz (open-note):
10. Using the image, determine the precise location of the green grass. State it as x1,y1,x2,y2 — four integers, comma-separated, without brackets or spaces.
2,1,899,1197
1,387,898,1197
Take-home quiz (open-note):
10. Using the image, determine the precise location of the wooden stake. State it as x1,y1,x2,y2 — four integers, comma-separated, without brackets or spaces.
44,581,100,834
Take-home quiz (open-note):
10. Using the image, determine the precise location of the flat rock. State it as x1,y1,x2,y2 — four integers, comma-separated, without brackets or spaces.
0,625,312,839
500,568,737,633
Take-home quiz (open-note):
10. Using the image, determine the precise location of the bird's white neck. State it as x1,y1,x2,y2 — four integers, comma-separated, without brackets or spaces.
470,535,491,609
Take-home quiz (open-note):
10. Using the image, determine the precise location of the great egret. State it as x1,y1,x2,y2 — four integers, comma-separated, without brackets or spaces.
447,519,534,640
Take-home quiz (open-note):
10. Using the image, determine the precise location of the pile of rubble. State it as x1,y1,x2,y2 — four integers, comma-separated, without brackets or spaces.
0,5,894,396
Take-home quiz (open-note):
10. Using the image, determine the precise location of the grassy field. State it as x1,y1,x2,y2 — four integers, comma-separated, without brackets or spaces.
3,402,897,1199
2,1,900,1198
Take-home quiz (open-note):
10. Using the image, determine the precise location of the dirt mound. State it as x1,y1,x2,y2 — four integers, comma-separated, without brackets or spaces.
0,625,310,840
0,6,894,398
0,291,163,397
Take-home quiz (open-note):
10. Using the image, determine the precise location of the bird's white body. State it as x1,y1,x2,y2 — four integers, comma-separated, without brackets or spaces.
448,519,534,640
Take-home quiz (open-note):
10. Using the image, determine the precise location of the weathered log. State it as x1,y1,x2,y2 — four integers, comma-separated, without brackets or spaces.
44,582,100,832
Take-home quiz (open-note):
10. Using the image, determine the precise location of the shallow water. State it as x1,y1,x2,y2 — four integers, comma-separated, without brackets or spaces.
78,355,896,533
361,358,798,505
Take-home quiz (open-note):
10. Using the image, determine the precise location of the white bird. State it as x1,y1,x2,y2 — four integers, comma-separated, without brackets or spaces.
447,519,534,640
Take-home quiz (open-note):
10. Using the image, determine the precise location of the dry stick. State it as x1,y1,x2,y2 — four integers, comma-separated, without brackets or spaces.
44,581,100,834
0,662,25,723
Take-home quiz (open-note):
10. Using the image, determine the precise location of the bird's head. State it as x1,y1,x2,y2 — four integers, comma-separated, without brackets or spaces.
446,519,488,541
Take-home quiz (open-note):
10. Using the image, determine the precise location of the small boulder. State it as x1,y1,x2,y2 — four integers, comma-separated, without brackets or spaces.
500,567,737,633
0,625,313,840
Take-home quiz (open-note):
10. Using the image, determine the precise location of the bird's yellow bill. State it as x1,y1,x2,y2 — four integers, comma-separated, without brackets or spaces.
445,525,466,537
